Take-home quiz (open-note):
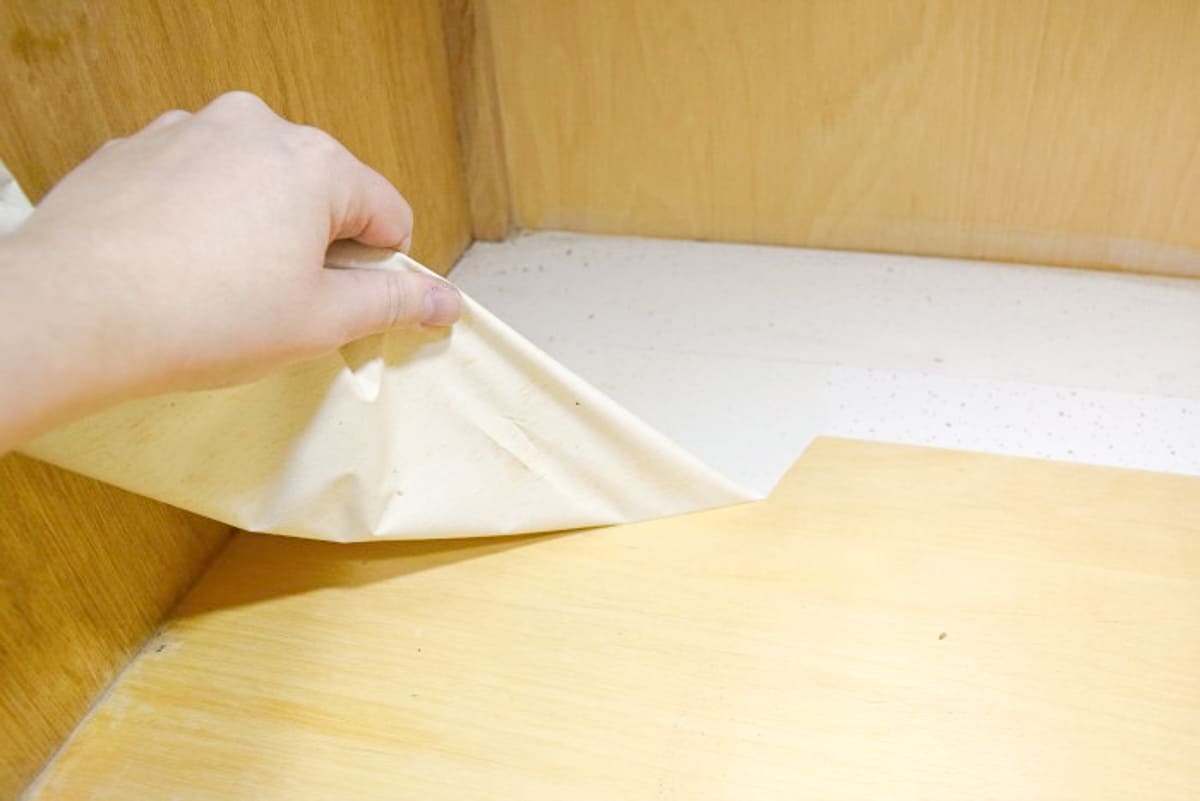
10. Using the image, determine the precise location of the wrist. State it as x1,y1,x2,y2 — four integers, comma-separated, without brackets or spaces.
0,232,136,450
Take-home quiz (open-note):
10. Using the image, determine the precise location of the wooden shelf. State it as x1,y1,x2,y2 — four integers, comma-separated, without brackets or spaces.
29,439,1200,799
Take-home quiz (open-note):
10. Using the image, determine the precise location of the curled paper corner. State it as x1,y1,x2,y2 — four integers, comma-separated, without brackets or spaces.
8,174,757,540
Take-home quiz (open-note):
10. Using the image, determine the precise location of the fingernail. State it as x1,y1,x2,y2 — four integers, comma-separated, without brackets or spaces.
422,284,461,326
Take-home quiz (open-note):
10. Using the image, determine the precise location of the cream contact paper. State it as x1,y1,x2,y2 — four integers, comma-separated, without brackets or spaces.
2,166,755,541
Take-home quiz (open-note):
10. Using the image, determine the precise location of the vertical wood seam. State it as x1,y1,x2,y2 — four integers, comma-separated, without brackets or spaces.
440,0,513,240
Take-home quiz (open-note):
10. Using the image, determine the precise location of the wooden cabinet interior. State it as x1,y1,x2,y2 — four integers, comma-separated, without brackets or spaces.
3,1,1199,795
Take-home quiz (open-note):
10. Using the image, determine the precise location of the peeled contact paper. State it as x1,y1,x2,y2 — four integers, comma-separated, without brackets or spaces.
2,165,755,541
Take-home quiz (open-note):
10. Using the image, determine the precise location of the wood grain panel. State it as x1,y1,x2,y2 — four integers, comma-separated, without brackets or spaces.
0,454,229,800
441,0,512,240
28,439,1200,799
488,0,1200,277
0,0,471,271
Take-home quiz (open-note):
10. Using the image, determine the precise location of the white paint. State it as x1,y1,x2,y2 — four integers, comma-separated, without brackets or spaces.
450,232,1200,494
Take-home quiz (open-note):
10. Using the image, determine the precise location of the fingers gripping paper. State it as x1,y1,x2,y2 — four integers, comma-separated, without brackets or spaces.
2,168,754,541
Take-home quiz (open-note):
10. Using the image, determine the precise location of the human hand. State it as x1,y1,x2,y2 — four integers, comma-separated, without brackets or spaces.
0,91,461,449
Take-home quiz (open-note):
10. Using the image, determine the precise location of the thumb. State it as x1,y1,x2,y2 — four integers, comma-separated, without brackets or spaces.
322,267,462,342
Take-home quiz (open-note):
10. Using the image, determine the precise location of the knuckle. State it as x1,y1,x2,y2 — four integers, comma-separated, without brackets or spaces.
149,109,188,126
383,272,405,328
383,272,418,328
210,90,272,117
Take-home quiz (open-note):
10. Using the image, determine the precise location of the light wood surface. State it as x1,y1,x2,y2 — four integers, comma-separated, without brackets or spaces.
0,454,229,800
488,0,1200,277
0,0,471,272
441,0,512,240
29,439,1200,799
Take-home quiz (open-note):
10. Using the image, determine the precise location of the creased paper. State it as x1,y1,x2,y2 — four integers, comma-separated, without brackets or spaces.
2,165,755,541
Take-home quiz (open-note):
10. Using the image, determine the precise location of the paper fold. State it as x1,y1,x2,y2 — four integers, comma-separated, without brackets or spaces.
2,165,755,541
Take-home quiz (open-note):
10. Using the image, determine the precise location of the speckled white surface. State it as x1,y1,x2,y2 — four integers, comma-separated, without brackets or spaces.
450,232,1200,494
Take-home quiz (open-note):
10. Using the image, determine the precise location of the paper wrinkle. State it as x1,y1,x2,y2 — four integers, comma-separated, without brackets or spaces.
4,172,755,540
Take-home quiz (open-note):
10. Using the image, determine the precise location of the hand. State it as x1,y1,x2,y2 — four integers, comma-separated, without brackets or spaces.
0,91,461,451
